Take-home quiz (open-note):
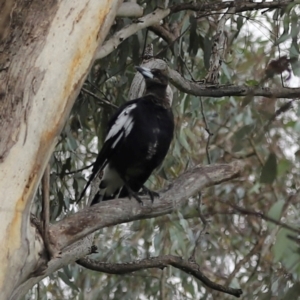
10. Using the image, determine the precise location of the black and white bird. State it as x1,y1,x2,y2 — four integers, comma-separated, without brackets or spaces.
78,66,174,205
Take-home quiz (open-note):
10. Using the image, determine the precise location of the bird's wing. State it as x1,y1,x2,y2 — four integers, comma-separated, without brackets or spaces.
77,101,138,203
105,103,137,143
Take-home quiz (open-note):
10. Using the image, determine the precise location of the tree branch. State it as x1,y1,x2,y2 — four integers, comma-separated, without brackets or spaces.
49,161,243,251
225,238,264,285
97,1,293,61
96,8,170,60
81,87,118,108
169,67,300,99
77,255,243,298
41,164,58,259
149,23,177,45
220,200,300,235
170,0,293,15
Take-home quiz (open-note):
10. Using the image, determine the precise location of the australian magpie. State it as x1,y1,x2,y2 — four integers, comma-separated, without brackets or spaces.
78,66,174,205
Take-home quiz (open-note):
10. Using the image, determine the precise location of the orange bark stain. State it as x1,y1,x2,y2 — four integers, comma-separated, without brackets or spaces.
0,0,114,292
62,2,111,103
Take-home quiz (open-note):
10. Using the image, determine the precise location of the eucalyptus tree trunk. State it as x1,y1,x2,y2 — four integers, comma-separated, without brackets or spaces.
0,0,121,299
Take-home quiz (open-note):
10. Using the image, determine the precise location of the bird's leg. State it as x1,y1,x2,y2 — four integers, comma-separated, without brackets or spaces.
120,179,143,205
139,186,159,203
127,185,144,205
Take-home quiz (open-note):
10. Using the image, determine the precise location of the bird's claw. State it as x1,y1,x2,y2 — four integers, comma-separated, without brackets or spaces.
140,186,159,203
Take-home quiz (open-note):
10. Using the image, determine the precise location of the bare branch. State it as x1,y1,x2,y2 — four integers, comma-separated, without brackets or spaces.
77,255,243,298
221,201,300,235
170,0,293,15
190,193,208,260
81,87,118,108
149,23,178,45
96,8,170,60
200,98,213,164
41,164,58,258
49,161,244,251
169,67,300,99
55,162,94,176
225,238,264,285
97,1,293,61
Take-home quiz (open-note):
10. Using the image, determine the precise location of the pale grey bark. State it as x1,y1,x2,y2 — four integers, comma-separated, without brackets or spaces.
0,1,121,299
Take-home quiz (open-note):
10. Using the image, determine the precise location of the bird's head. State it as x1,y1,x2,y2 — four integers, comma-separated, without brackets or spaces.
135,66,169,88
135,66,172,108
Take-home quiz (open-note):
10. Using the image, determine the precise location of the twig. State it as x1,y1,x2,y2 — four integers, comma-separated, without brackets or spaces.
155,24,191,58
56,163,94,176
30,214,44,237
77,255,243,298
170,0,293,15
179,53,197,82
220,200,300,235
96,8,171,60
149,23,177,45
81,88,118,108
225,238,264,285
200,97,213,164
190,192,208,261
248,138,264,166
265,99,295,129
160,268,166,300
41,164,58,258
94,1,293,62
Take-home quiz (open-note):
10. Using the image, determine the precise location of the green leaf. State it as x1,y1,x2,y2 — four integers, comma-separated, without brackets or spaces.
178,129,191,152
273,228,297,263
58,271,79,291
241,94,253,107
275,14,290,46
290,42,299,59
236,16,244,31
267,200,285,229
277,159,291,176
66,132,78,151
234,124,256,140
260,153,277,184
275,32,290,45
203,35,212,70
188,16,199,56
272,9,280,20
61,157,71,177
221,63,231,80
291,60,300,77
245,79,259,87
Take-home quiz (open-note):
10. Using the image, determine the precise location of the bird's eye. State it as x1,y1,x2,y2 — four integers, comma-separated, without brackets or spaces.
152,70,160,77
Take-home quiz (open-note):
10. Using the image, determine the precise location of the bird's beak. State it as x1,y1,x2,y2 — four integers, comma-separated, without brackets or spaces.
135,66,153,79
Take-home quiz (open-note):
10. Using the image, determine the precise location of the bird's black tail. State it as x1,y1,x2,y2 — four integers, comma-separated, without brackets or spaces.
76,151,109,204
76,174,96,204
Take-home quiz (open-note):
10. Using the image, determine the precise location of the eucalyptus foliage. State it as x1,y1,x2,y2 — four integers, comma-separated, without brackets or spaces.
29,1,300,299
